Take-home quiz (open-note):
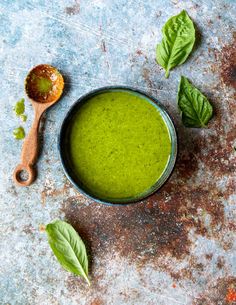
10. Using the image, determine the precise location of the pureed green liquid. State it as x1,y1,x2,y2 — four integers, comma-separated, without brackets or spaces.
69,91,171,201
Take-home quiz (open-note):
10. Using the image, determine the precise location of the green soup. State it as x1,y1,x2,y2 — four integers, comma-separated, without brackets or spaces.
69,90,171,200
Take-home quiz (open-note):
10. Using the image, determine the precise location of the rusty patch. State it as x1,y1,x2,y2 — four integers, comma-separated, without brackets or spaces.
65,0,80,15
142,68,155,90
196,130,236,178
65,272,106,302
41,180,71,205
136,49,148,60
205,253,213,260
136,50,144,56
62,193,190,261
22,224,34,235
193,277,236,305
169,255,206,283
226,288,236,302
65,275,89,293
219,32,236,89
210,32,236,90
101,40,106,53
61,176,232,261
90,298,104,305
130,49,148,65
217,256,226,270
39,224,46,233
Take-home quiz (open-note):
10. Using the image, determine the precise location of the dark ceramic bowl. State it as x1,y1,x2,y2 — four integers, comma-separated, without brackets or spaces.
58,86,177,205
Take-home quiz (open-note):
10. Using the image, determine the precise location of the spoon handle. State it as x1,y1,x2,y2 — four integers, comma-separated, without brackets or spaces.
13,108,44,186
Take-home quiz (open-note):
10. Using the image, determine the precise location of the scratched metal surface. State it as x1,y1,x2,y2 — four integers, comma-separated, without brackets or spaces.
0,0,235,304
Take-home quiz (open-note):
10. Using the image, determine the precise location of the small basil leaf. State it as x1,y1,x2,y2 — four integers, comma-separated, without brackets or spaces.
46,220,90,285
156,10,195,78
178,76,213,128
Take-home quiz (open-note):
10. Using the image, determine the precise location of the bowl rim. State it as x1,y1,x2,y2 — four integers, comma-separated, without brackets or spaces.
58,85,178,206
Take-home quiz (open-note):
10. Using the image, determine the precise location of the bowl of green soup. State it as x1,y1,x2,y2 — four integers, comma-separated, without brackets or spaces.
59,86,177,205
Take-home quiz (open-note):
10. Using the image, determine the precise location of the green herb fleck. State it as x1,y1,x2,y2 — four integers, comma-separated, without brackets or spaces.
13,98,25,116
177,76,213,128
20,114,27,122
13,126,25,140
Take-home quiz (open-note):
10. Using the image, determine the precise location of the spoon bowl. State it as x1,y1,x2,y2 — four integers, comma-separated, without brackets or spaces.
13,64,64,186
25,64,64,104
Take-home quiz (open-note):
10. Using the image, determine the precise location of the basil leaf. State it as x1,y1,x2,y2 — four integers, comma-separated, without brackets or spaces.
177,76,213,128
46,220,90,285
156,10,195,78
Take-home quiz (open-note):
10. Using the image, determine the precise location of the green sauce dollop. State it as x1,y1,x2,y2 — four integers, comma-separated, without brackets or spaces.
69,91,171,200
36,76,52,93
13,126,25,140
13,98,27,122
13,98,25,116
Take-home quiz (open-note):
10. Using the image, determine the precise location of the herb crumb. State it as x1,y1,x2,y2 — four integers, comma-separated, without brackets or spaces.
20,114,27,122
13,126,25,140
13,98,25,116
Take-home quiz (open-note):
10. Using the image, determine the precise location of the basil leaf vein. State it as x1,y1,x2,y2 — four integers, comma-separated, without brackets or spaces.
156,10,195,78
177,76,213,128
46,220,90,285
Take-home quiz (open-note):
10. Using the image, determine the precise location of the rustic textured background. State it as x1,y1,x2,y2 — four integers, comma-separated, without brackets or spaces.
0,0,235,304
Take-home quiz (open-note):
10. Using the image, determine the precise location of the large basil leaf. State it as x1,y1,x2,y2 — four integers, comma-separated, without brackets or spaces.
46,220,90,285
178,76,213,127
156,10,195,78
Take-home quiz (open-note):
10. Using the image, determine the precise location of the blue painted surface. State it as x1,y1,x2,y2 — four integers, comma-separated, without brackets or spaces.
0,0,235,304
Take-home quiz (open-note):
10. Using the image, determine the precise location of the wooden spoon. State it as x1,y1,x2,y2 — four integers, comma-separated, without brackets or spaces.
13,64,64,186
